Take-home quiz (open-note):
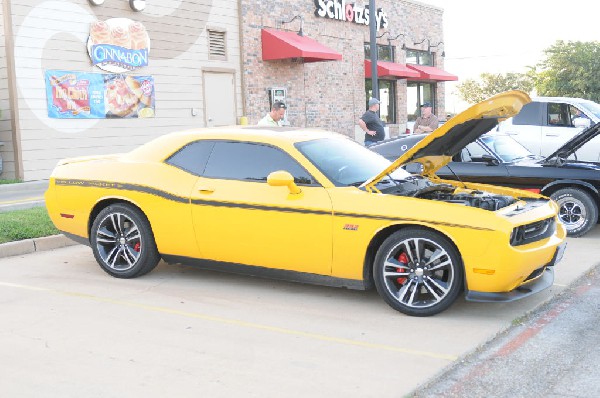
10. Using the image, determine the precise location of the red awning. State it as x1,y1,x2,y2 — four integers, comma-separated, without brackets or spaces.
406,64,458,81
364,60,420,79
261,29,342,63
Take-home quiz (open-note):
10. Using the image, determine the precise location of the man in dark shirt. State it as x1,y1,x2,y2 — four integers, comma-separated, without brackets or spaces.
358,98,386,146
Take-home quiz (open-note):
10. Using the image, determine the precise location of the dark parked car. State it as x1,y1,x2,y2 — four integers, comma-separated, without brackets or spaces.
371,122,600,237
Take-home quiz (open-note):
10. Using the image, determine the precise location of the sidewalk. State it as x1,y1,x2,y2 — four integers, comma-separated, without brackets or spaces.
0,180,48,212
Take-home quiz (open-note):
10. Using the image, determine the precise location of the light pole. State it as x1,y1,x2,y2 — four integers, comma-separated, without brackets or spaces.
368,0,378,101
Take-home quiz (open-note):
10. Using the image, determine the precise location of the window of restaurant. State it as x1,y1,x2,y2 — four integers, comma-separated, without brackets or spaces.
406,49,432,66
407,83,435,122
365,79,396,123
364,43,395,62
406,49,435,121
364,43,397,123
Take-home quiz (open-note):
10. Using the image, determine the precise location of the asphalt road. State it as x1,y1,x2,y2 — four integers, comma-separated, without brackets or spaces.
0,180,46,212
0,227,598,397
412,264,600,398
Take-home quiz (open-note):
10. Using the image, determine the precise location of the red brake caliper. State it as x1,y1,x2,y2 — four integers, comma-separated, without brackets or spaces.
133,242,141,252
396,252,409,284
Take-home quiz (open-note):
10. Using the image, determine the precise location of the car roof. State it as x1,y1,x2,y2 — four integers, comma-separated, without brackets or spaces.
125,126,347,162
532,96,590,104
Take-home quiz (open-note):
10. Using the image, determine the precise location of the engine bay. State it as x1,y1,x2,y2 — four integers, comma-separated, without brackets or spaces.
381,176,517,211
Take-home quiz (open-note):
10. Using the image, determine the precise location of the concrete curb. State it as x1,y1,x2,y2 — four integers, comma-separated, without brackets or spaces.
0,234,80,258
0,200,45,213
0,180,48,194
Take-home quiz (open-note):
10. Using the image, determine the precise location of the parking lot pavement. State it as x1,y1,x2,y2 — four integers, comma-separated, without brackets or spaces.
0,226,598,397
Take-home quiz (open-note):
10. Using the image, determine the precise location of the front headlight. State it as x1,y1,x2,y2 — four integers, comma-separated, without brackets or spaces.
510,217,556,246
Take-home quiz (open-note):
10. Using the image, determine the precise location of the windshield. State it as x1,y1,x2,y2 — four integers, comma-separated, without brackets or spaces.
296,137,411,186
480,134,535,163
578,100,600,120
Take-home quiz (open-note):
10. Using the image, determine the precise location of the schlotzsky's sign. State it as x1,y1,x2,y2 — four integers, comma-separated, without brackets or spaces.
87,18,151,73
314,0,388,30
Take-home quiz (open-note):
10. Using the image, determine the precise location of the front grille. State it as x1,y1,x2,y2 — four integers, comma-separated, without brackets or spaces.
510,217,556,246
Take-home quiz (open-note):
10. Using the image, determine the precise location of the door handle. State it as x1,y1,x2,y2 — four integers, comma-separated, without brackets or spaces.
545,133,559,137
197,186,215,194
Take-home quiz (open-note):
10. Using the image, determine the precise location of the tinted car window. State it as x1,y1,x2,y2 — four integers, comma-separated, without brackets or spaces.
513,101,543,126
547,103,570,127
481,135,534,162
203,141,315,185
463,141,489,161
166,140,215,176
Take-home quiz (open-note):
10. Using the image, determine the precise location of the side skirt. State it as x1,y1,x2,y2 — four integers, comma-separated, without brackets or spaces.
161,254,368,291
61,231,90,247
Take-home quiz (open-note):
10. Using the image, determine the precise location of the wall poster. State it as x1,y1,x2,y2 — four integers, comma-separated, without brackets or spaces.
88,18,151,73
45,70,155,119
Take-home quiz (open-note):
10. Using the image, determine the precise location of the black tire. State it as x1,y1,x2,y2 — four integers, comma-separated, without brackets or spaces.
90,203,160,278
373,228,463,317
550,188,598,237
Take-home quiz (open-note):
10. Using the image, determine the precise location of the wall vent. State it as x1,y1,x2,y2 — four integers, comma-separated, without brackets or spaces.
208,29,227,60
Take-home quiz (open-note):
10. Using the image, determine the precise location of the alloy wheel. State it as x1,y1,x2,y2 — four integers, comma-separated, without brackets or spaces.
95,212,142,271
382,237,455,309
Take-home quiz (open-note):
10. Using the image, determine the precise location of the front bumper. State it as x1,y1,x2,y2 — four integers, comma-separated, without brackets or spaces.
465,241,566,303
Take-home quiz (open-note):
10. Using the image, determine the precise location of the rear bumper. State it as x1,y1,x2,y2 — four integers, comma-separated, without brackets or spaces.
465,241,566,303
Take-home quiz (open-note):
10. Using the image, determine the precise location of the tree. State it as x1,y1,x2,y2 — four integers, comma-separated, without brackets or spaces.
456,73,534,104
532,40,600,102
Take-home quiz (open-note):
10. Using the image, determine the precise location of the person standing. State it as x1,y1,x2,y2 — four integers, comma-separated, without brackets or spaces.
257,101,287,126
358,98,386,146
413,102,439,134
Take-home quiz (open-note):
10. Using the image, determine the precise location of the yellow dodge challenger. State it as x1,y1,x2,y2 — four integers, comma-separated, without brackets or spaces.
45,91,566,316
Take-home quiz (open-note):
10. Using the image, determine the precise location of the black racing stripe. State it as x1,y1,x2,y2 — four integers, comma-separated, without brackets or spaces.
54,179,492,231
334,211,495,231
54,179,189,204
191,199,331,216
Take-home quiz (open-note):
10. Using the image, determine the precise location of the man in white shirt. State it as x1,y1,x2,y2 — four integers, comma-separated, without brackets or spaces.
257,101,287,126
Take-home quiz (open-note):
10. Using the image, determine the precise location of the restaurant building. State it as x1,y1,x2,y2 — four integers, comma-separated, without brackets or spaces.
0,0,454,181
241,0,456,138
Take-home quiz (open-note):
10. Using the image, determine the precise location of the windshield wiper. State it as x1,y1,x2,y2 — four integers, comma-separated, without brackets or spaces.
349,180,367,187
510,154,538,162
350,176,396,187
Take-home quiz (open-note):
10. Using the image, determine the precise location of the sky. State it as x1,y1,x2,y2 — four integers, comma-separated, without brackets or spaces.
414,0,599,112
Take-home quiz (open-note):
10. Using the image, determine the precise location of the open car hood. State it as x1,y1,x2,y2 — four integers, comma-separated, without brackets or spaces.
545,122,600,162
364,90,531,190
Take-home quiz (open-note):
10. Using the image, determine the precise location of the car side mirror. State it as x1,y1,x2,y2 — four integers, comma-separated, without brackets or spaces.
573,117,591,128
481,154,500,166
267,170,302,194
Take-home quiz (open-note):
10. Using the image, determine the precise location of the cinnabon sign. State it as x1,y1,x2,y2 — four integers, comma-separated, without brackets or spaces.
87,18,150,73
314,0,388,30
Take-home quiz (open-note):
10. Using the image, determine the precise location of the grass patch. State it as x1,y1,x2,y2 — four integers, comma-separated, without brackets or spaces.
0,207,59,244
0,179,22,185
